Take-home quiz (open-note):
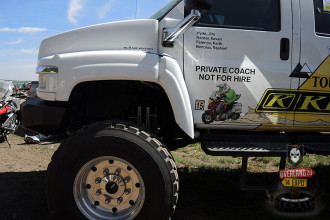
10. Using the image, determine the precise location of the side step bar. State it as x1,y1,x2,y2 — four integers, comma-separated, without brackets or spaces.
201,133,289,157
201,133,330,156
200,132,330,190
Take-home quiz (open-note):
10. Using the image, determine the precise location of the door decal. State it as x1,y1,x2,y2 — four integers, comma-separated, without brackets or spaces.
254,55,330,128
201,83,242,124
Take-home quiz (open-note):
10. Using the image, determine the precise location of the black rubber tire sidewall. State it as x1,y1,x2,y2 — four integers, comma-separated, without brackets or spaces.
47,122,175,220
275,193,315,213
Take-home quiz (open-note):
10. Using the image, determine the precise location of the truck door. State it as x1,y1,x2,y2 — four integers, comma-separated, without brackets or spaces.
290,0,330,128
183,0,293,130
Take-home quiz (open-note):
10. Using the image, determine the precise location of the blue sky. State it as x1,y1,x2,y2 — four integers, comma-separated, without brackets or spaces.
0,0,169,81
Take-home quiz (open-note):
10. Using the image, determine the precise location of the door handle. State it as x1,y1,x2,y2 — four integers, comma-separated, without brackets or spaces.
280,38,290,61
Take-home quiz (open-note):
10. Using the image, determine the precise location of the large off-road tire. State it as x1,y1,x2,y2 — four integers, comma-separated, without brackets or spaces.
202,112,215,124
47,121,179,220
275,193,315,212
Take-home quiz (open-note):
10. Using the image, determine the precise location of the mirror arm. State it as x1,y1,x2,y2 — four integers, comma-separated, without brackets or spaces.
162,9,201,47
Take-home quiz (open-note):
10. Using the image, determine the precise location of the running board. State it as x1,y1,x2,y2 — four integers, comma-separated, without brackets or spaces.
201,133,330,157
200,132,330,190
201,133,289,157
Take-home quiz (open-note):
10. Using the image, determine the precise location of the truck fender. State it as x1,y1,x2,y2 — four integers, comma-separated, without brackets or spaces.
39,51,160,101
158,56,194,138
38,51,194,138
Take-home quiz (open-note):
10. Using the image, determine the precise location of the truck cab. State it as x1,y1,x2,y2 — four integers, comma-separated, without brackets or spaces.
21,0,330,219
23,0,330,137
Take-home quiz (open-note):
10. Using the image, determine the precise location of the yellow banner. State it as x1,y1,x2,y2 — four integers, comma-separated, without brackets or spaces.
282,178,307,187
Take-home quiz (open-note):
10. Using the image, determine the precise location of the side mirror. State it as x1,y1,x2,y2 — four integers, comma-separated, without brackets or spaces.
184,0,212,13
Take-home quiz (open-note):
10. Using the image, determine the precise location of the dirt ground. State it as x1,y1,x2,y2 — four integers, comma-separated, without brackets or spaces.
0,129,329,220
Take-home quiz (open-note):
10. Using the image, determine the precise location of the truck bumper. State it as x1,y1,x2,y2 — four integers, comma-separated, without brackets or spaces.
20,98,66,135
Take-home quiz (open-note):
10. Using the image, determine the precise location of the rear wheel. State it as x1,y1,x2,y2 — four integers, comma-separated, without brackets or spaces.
47,121,179,220
231,113,240,120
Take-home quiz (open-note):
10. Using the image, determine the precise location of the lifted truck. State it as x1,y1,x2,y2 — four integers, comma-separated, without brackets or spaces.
21,0,330,219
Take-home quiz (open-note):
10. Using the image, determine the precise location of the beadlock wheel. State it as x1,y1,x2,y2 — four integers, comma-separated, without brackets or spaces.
47,121,178,220
74,156,145,220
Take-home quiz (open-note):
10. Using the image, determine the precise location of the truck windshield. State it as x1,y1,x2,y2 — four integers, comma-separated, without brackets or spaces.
149,0,181,20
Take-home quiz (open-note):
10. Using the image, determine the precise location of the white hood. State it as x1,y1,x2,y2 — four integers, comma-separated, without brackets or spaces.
38,19,159,59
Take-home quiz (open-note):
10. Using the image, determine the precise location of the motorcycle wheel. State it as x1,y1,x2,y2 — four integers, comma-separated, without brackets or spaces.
220,113,228,121
202,113,215,124
231,113,240,120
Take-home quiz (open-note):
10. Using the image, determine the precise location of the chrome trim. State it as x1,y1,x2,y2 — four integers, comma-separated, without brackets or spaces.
36,65,58,74
73,156,145,220
162,9,201,47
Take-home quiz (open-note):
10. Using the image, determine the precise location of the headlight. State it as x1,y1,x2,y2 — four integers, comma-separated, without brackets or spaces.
36,65,58,93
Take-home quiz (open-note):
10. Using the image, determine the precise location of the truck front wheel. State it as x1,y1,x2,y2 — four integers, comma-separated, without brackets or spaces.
47,121,179,220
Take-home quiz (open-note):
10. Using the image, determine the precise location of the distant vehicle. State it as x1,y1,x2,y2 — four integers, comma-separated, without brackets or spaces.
28,81,38,98
0,80,20,144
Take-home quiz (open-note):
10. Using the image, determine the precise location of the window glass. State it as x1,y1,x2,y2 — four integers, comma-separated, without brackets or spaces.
314,0,330,36
149,0,181,21
197,0,281,32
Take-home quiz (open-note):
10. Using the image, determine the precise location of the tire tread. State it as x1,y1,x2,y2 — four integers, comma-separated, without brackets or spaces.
48,120,179,219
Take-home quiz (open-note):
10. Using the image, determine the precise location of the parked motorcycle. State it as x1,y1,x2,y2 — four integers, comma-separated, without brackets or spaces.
0,81,20,145
202,97,242,124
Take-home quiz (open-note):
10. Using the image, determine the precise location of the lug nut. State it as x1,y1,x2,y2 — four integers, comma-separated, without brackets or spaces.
103,168,109,175
95,177,101,184
105,198,111,204
96,189,102,196
125,188,131,195
124,176,130,183
117,197,123,204
115,168,121,175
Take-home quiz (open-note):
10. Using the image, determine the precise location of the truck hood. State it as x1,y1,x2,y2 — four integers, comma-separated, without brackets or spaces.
38,19,159,59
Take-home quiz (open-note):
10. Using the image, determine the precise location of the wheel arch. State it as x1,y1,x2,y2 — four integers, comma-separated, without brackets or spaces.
39,51,194,138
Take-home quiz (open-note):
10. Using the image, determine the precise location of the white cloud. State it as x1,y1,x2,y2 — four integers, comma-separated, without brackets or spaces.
5,37,23,45
98,0,115,19
67,0,86,24
0,27,47,33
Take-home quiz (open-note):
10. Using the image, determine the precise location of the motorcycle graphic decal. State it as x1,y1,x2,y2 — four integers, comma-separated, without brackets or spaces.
202,83,242,124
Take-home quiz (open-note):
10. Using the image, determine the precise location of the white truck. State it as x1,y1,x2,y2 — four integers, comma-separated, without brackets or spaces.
21,0,330,219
